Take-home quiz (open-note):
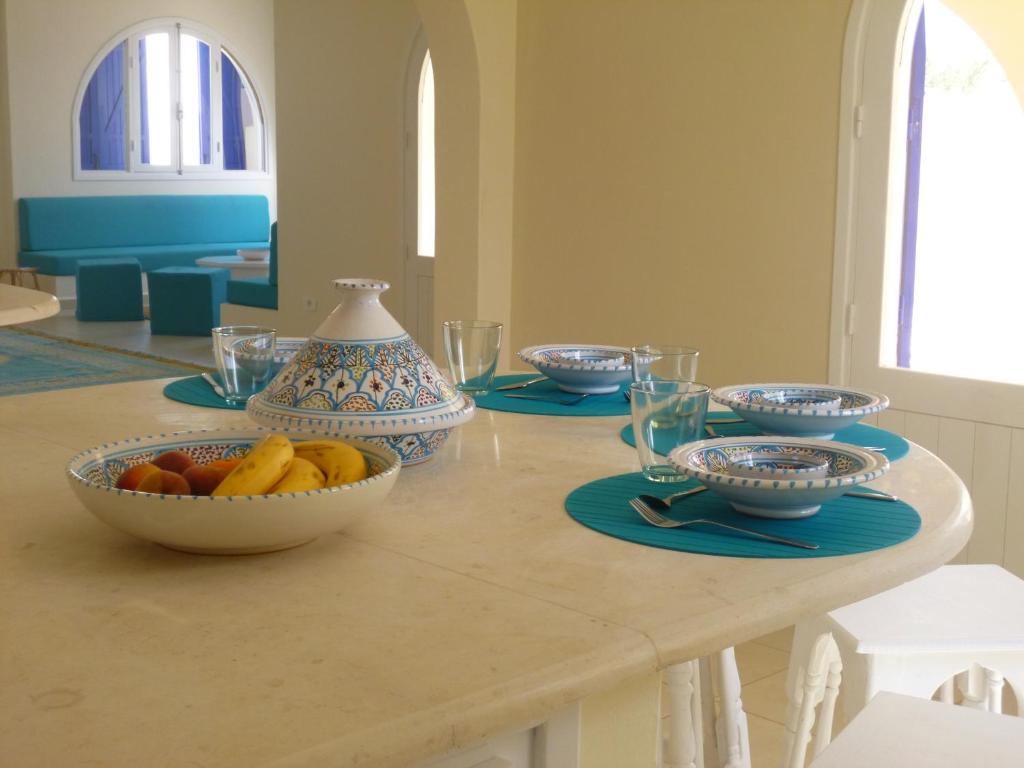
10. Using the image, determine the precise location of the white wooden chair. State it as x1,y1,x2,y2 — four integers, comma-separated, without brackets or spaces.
661,649,751,768
809,691,1024,767
781,633,843,768
787,565,1024,724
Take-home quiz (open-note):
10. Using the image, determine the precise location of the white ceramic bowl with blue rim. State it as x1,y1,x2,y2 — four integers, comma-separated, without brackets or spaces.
66,428,401,555
668,436,890,519
517,344,633,394
711,383,889,439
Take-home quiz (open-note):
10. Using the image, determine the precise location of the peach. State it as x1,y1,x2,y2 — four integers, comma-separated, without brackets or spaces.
115,462,160,491
207,458,242,472
182,464,232,496
136,470,192,496
152,450,196,475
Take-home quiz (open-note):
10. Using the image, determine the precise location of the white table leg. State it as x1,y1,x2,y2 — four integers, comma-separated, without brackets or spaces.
664,661,700,768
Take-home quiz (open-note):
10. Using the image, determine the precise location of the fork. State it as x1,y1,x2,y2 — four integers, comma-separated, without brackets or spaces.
627,497,819,550
504,392,590,405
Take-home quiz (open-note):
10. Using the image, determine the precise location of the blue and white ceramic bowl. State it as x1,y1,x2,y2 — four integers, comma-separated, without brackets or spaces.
711,383,889,439
66,428,401,554
517,344,633,394
668,436,889,519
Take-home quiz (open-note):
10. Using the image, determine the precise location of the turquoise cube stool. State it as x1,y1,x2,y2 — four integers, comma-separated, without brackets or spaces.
75,258,144,321
148,267,229,336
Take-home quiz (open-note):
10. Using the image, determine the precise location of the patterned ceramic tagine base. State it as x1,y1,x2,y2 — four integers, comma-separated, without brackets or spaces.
247,279,475,464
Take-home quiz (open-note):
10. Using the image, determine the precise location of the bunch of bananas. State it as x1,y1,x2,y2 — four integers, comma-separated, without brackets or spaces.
211,436,369,496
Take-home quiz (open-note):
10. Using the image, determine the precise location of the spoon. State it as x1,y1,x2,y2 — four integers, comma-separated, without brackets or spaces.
629,494,818,550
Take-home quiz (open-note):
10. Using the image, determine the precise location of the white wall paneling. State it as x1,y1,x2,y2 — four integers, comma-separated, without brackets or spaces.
880,408,1024,575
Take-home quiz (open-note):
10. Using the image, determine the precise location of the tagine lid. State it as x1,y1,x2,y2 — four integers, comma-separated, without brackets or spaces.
247,279,473,434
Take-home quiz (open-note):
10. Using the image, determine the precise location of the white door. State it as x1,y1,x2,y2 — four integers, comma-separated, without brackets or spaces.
833,0,1024,570
404,37,435,354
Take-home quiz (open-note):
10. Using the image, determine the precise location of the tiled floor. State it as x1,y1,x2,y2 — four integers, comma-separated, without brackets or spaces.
21,310,214,368
738,627,794,768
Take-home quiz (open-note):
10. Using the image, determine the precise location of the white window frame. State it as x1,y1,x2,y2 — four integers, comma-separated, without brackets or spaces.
72,17,269,181
829,0,1024,427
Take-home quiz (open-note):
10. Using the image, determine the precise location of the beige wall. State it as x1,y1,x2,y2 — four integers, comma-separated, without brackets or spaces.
273,0,421,336
466,0,516,369
2,0,276,263
511,0,852,385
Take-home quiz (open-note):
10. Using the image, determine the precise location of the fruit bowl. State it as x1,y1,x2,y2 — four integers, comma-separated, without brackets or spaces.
66,428,401,554
668,436,889,519
517,344,633,393
711,383,888,439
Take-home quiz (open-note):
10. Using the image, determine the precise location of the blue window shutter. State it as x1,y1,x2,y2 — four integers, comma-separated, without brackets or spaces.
897,10,926,369
78,44,125,170
139,38,150,164
221,53,246,170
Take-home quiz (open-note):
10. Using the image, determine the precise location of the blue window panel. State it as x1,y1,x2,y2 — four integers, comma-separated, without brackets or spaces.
79,44,126,170
199,41,211,165
222,53,247,170
897,10,926,369
139,38,150,165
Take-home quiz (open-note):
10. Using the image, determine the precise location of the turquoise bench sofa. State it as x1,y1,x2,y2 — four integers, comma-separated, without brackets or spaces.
226,221,278,309
17,195,270,276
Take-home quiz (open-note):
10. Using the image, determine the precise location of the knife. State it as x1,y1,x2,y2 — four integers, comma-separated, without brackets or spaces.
495,375,548,391
201,372,227,399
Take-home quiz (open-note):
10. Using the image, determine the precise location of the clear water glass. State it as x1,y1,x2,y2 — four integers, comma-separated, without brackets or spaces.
630,380,710,482
211,326,277,404
631,345,700,383
442,320,503,395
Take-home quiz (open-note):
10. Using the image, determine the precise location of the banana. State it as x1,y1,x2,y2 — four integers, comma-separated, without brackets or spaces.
292,439,368,486
212,435,294,496
268,457,326,494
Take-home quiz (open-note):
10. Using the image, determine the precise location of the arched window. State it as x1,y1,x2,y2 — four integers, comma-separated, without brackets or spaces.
417,52,436,258
74,19,267,177
403,34,435,351
832,0,1024,426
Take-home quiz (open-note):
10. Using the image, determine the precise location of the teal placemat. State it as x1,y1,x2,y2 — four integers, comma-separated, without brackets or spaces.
163,375,244,410
565,473,921,559
620,411,910,462
474,374,630,417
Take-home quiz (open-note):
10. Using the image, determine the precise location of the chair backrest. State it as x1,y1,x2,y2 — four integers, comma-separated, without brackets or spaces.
18,195,270,251
782,632,843,768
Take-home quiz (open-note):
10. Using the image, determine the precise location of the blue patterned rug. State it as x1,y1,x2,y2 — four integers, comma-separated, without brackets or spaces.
0,327,203,397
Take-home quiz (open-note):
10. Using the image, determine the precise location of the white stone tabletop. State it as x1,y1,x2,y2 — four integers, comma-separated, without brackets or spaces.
0,379,972,766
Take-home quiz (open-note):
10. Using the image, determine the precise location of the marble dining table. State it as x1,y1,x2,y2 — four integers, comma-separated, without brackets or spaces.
0,378,972,767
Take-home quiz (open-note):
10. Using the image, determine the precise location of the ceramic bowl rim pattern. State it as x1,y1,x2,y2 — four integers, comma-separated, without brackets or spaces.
247,394,476,436
711,383,889,418
668,436,890,492
66,427,401,502
517,344,633,372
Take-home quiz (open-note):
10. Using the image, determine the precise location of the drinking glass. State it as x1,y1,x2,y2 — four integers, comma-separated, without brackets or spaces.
442,320,503,395
211,326,277,404
630,380,710,482
631,345,700,383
